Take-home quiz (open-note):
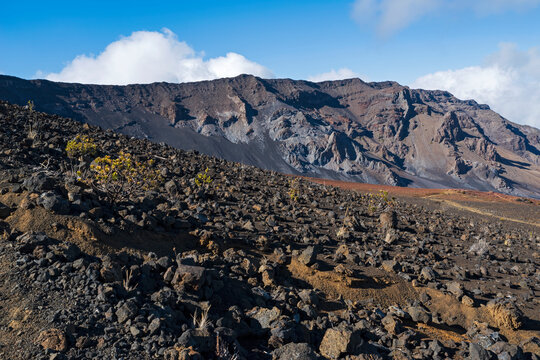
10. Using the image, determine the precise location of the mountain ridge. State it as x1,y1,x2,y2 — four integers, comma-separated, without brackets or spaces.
1,74,539,198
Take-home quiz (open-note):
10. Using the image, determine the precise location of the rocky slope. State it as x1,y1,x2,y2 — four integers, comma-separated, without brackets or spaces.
0,74,539,198
0,101,539,359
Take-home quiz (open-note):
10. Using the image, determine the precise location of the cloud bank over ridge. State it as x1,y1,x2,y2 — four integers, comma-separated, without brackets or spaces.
413,43,540,128
43,29,273,85
307,68,362,82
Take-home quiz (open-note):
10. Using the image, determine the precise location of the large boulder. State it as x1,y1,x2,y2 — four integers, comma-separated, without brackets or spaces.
486,299,523,330
22,172,55,192
37,328,67,352
319,327,363,359
172,264,207,292
37,191,69,214
115,300,138,323
298,246,318,266
249,306,281,330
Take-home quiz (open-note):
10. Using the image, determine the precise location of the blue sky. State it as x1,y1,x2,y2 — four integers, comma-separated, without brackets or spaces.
1,0,540,127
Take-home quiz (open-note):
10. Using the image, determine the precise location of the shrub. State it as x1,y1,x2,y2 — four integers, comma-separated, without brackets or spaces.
26,100,39,140
366,190,395,214
89,152,162,202
66,135,98,159
65,135,98,180
288,177,300,202
195,168,213,187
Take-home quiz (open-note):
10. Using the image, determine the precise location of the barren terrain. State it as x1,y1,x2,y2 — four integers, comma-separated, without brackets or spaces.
0,101,538,359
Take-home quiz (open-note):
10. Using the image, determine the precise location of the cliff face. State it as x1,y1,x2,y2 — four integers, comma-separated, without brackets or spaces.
1,74,539,197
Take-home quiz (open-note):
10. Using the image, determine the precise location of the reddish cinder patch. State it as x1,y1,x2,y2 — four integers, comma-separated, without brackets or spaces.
302,176,539,204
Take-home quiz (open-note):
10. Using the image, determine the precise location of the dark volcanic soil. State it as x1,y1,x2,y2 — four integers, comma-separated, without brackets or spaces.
0,101,539,360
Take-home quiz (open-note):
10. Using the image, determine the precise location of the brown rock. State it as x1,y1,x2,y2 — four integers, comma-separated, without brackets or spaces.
384,230,397,244
172,264,207,292
381,260,401,273
382,315,402,335
446,281,464,298
163,266,175,283
335,244,350,259
487,300,523,330
250,306,280,329
37,328,67,352
461,295,474,307
100,262,122,283
298,246,318,266
379,211,397,231
261,270,274,287
75,336,92,349
319,327,363,359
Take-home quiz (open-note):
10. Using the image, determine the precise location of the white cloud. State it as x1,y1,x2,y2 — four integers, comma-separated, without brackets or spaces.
351,0,540,36
42,29,273,85
307,68,362,82
412,43,540,128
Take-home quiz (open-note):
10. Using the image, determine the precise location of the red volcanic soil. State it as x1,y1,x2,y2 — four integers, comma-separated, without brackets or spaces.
304,177,537,202
302,176,540,227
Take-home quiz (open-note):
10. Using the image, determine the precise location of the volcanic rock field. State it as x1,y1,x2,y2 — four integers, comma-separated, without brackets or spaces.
0,101,539,360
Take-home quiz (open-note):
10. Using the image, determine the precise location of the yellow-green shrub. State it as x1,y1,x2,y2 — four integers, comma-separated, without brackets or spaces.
66,135,98,159
288,177,300,202
366,190,395,214
89,152,162,202
194,168,213,187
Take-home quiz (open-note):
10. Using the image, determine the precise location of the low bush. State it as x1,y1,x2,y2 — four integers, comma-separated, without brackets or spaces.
66,134,98,159
89,152,162,202
195,168,213,187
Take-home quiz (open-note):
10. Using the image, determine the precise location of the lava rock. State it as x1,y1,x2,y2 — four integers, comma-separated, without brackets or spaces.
381,260,401,273
37,328,68,352
420,266,437,282
37,191,69,214
0,202,12,219
379,210,397,231
115,300,138,323
23,172,55,192
319,327,363,359
468,342,494,360
298,246,318,266
407,305,431,324
446,281,464,298
249,306,281,329
172,263,207,292
272,342,322,360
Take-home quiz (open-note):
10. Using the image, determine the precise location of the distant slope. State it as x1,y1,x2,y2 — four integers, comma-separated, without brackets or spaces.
0,74,539,198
